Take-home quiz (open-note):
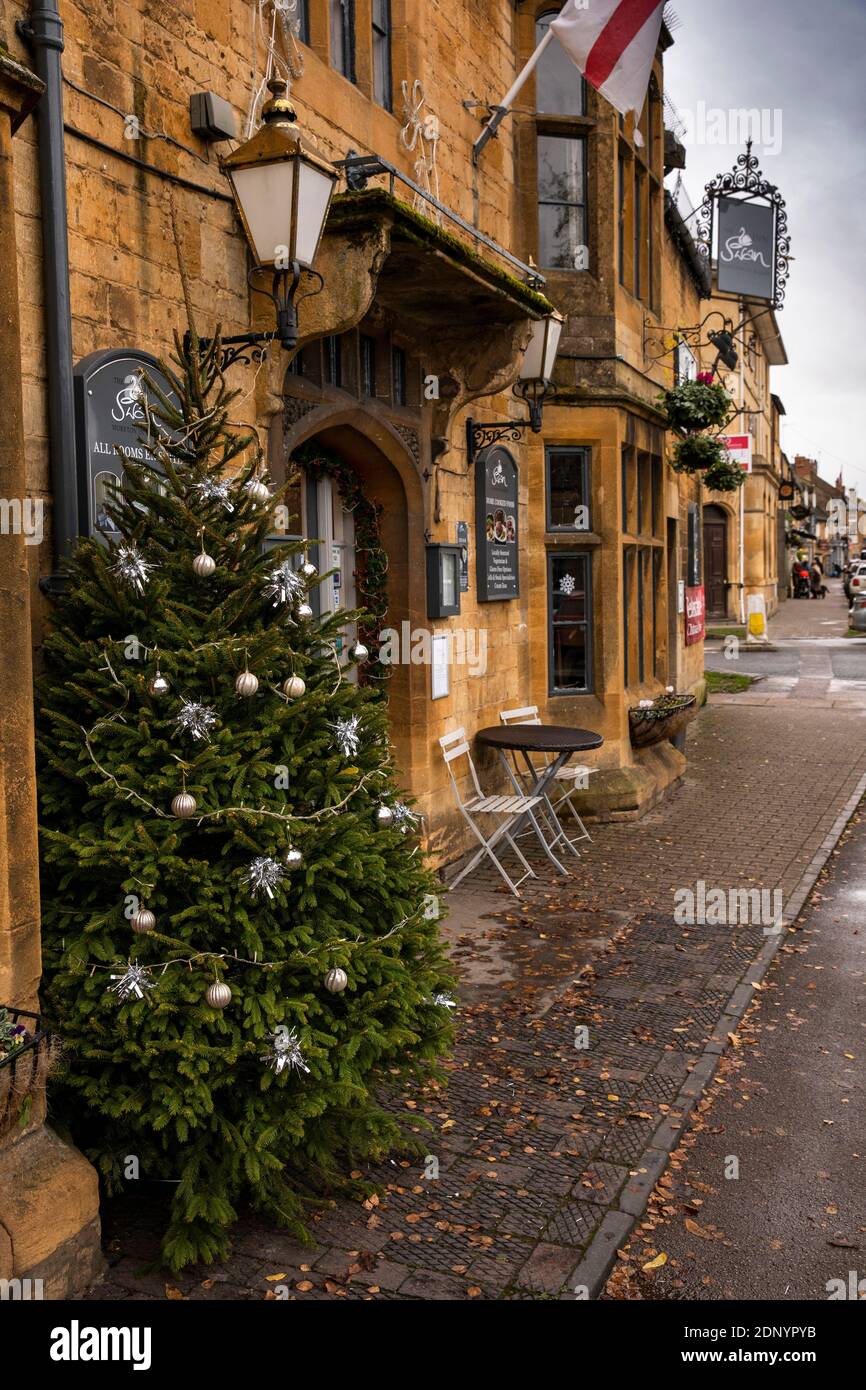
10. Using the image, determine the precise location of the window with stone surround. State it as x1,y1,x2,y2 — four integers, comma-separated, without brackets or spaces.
622,445,664,688
330,0,356,82
536,11,586,115
372,0,392,109
297,0,310,44
537,134,587,270
617,76,663,309
285,329,420,409
546,446,590,532
548,552,592,694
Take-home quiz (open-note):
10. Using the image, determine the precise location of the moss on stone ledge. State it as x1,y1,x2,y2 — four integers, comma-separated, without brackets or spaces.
328,187,553,317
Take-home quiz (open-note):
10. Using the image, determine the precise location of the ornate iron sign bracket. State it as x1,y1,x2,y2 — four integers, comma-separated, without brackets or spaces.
466,419,527,464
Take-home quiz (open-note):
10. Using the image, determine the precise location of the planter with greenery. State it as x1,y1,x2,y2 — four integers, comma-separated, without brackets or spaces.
703,454,748,492
628,691,698,750
670,432,728,474
657,378,733,434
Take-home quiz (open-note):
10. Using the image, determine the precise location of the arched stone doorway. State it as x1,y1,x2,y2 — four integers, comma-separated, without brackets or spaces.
703,504,729,619
273,410,426,802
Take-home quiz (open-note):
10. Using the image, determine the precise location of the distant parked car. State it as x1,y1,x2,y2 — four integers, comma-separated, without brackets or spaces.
845,562,866,602
850,594,866,632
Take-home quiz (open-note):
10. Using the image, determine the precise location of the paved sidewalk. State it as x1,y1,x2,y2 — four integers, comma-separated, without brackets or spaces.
766,579,849,641
604,806,866,1301
708,580,866,709
86,696,866,1301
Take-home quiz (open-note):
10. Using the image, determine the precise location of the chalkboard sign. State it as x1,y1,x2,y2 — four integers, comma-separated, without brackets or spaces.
476,446,519,602
73,349,178,542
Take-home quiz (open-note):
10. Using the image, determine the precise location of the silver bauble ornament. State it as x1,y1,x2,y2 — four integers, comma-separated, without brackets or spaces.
245,478,271,505
131,907,156,935
235,670,259,698
296,602,314,621
301,560,317,579
375,804,395,829
349,641,369,663
193,551,216,577
206,980,232,1010
171,791,198,818
283,675,306,700
325,967,348,995
148,670,170,698
284,847,303,870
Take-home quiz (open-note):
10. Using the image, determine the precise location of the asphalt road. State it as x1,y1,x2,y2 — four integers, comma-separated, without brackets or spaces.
705,581,866,697
608,808,866,1301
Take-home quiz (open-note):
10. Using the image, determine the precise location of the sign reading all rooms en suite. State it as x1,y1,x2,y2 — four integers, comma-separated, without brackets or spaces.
475,445,519,601
73,348,178,542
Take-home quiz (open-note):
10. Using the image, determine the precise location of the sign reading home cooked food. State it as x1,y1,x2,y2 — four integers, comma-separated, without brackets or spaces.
476,445,519,601
73,348,178,543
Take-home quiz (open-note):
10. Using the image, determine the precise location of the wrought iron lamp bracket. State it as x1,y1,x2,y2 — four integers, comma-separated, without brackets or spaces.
184,261,322,371
466,381,554,465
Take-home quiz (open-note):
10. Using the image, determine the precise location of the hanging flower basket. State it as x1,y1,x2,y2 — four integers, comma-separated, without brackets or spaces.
670,433,728,474
629,692,697,750
703,454,746,492
0,1005,58,1140
658,379,733,434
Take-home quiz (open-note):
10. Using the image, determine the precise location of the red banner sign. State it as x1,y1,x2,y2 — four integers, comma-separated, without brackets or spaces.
685,585,705,645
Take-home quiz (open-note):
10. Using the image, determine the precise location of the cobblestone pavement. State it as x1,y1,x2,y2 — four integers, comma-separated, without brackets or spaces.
85,691,866,1301
603,807,866,1301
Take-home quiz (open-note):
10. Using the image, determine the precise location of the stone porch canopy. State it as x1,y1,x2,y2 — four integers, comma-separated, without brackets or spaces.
282,183,556,450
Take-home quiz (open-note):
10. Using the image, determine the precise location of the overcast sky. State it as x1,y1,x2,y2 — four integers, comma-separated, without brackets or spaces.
664,0,866,489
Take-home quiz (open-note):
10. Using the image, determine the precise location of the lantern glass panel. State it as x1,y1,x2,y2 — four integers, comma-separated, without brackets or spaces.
230,158,334,268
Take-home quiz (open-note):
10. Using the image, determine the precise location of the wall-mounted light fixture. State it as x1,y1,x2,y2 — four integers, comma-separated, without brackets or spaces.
187,78,337,371
466,310,563,465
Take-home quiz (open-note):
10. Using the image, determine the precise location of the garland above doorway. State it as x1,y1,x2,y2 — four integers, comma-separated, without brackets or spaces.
291,441,390,680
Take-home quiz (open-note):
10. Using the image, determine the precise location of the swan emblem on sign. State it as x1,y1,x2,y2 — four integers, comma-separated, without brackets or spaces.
722,226,770,268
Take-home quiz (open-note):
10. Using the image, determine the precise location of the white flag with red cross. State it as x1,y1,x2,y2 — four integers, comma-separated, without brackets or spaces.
550,0,665,119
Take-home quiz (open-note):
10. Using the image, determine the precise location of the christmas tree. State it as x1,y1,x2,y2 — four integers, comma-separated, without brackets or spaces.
36,329,454,1271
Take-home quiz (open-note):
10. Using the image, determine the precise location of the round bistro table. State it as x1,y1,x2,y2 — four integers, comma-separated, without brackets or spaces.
475,724,604,876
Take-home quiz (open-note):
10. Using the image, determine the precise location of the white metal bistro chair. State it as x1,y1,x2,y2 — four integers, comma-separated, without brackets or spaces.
439,728,546,897
499,706,594,853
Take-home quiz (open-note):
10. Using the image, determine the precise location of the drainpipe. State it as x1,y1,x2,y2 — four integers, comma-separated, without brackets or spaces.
17,1,78,585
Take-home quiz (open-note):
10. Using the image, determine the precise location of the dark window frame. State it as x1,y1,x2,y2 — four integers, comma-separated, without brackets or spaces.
617,152,626,285
537,130,588,271
324,335,342,387
547,550,593,696
297,0,310,44
535,9,587,116
392,345,406,406
360,334,376,397
545,445,591,533
330,0,356,83
372,0,392,110
634,165,643,300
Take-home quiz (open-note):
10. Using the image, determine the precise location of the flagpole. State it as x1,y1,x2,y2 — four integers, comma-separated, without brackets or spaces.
473,30,554,165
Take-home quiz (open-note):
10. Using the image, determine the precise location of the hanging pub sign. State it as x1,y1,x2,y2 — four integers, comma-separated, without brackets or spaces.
716,196,776,301
475,445,519,601
73,348,178,543
696,145,790,311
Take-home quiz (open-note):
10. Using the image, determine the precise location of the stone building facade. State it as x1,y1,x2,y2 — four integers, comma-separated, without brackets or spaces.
3,0,715,854
700,294,788,625
0,0,725,1291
